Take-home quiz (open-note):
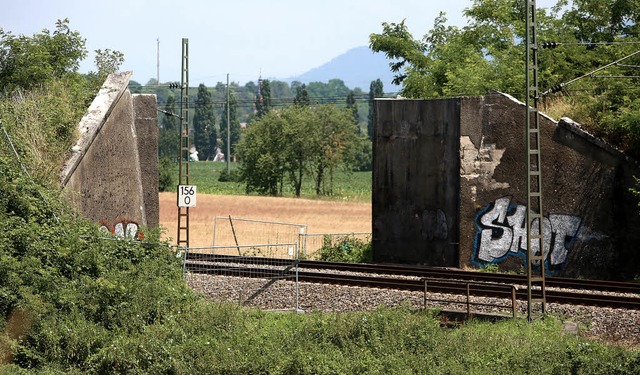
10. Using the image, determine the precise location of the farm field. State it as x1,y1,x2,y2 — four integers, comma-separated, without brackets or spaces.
159,192,372,248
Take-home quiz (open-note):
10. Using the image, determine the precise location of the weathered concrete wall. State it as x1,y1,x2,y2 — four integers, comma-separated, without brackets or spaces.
372,99,460,266
460,93,640,279
133,94,159,228
61,72,159,236
373,92,640,279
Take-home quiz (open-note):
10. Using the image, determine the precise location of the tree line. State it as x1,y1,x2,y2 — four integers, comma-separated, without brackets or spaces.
146,77,386,195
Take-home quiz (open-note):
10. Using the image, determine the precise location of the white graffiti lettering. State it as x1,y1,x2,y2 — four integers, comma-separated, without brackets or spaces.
474,197,581,269
99,219,142,240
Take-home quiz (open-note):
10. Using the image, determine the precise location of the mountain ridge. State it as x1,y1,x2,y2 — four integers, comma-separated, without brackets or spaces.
280,46,399,91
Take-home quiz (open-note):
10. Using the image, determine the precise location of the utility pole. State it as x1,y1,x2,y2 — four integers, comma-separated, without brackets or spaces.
226,73,231,175
525,0,546,321
156,38,160,85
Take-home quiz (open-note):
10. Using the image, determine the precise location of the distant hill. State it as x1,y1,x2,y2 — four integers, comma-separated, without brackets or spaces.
282,46,400,92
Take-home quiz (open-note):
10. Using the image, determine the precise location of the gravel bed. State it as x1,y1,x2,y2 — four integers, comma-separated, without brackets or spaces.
186,273,640,349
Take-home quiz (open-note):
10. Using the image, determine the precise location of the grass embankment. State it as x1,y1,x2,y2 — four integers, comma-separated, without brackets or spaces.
164,161,373,202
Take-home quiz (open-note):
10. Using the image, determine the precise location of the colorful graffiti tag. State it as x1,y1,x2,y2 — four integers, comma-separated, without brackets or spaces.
473,196,581,273
99,219,143,240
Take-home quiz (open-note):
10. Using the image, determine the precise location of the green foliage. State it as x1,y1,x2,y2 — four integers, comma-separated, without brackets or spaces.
369,1,640,158
0,156,637,373
220,90,241,161
255,78,272,118
367,79,384,141
162,161,372,201
193,83,217,160
86,48,124,91
217,168,241,183
293,83,310,107
238,104,363,197
158,156,175,192
0,19,87,93
0,155,195,372
478,263,500,273
346,90,358,123
158,95,179,160
0,79,90,187
317,235,372,263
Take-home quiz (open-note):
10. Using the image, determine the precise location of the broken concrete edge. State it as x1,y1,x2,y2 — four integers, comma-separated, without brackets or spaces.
493,90,640,167
59,71,133,187
558,117,640,166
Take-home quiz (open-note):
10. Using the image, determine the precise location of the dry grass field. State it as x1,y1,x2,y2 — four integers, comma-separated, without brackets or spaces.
159,192,372,248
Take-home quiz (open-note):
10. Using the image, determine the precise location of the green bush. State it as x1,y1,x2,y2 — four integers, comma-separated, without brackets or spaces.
317,235,372,263
158,156,175,192
218,168,241,183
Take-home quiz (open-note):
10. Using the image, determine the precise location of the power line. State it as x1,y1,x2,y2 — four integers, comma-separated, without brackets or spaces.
540,49,640,97
541,41,640,49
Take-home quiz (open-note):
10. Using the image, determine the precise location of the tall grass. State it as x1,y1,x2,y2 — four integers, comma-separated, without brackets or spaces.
14,303,637,374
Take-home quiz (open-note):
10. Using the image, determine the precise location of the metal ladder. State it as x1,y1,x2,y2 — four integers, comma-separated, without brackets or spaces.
177,38,190,250
525,0,546,320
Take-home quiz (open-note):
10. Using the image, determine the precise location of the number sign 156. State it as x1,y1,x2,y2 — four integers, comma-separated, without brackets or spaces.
177,185,197,207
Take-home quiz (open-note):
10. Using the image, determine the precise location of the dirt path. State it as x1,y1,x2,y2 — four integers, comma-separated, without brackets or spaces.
159,193,372,247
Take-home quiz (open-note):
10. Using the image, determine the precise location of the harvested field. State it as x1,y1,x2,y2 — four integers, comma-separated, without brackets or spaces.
159,192,372,248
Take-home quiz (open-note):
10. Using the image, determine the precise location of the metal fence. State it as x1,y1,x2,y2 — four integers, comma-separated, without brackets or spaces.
184,244,300,311
212,216,307,254
422,278,518,319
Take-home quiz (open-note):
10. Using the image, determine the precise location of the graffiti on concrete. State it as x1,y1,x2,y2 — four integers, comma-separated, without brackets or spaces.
421,209,448,241
99,219,143,240
473,196,581,273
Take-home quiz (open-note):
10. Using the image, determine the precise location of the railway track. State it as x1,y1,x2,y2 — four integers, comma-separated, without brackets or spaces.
184,253,640,310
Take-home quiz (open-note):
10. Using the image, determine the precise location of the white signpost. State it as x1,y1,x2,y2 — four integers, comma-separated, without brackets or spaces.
177,185,197,208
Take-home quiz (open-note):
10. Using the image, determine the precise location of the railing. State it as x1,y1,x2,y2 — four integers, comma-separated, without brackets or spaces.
423,278,518,319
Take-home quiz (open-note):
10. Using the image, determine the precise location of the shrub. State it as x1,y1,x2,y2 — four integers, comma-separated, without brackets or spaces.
158,156,175,192
317,235,372,263
218,169,241,183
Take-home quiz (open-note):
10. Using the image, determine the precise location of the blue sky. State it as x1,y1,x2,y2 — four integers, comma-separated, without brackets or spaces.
1,0,558,86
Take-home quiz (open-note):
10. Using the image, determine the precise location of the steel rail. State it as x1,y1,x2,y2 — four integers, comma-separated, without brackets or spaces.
186,254,640,294
185,260,640,310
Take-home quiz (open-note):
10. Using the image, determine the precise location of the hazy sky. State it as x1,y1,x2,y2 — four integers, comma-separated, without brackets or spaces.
2,0,558,86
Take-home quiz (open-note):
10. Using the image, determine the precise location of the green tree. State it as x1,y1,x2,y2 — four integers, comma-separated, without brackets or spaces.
85,48,125,92
238,104,361,197
255,78,272,118
92,49,124,77
220,90,241,161
128,80,142,94
193,84,217,160
346,90,359,124
238,110,288,195
294,83,310,107
0,19,87,92
367,79,384,140
159,95,179,160
368,1,640,157
310,105,361,195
